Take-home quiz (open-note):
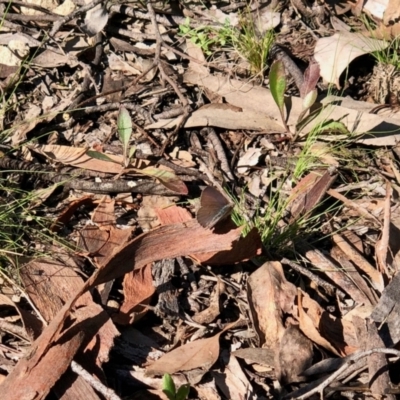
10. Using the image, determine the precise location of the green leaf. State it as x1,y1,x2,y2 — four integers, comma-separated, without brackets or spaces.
176,384,190,400
117,107,132,153
162,373,176,400
128,145,136,160
269,60,286,115
86,150,121,164
319,120,349,135
302,89,317,110
139,167,189,195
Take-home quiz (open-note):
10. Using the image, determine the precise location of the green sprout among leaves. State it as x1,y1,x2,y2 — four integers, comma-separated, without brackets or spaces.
178,17,233,56
162,373,190,400
117,106,136,167
269,60,291,135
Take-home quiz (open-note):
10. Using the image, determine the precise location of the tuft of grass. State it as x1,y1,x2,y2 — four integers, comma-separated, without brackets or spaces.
371,35,400,69
360,15,400,68
0,181,60,276
232,10,275,74
237,111,351,252
178,17,234,56
179,10,274,75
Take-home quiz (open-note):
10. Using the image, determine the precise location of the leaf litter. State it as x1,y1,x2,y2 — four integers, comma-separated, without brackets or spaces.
2,0,400,399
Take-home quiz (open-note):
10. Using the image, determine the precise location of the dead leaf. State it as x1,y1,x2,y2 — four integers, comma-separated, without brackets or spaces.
276,325,313,384
139,166,188,195
288,168,337,221
0,329,85,400
114,265,155,325
383,0,400,25
145,330,223,376
192,280,221,324
297,290,341,356
367,320,395,398
213,351,253,400
9,218,244,387
146,103,285,133
237,147,262,174
184,68,400,145
331,233,384,292
247,261,296,348
29,144,125,174
314,31,388,87
155,206,262,265
81,5,109,37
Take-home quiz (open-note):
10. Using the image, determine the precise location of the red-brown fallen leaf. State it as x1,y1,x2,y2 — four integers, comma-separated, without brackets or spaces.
145,331,223,376
5,219,244,391
91,195,116,228
51,195,94,232
20,255,119,365
297,290,341,356
0,294,43,340
288,168,337,221
29,144,125,173
52,370,101,400
78,225,134,267
0,326,85,400
156,204,192,225
156,206,262,264
194,226,262,265
113,264,155,325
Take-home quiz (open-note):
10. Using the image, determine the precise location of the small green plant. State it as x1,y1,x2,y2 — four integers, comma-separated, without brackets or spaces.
371,35,400,69
269,60,290,134
117,106,136,167
178,17,234,56
361,15,400,68
162,373,190,400
269,59,320,140
179,14,274,74
232,10,274,74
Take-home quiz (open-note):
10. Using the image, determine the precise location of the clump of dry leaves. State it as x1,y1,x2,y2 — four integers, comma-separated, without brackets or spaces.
1,0,400,399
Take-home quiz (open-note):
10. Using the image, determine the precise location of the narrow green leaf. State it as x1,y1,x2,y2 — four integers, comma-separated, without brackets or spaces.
269,60,286,115
138,167,189,195
319,120,349,134
176,384,190,400
128,145,136,160
86,150,121,164
117,107,132,153
162,373,176,400
302,89,317,110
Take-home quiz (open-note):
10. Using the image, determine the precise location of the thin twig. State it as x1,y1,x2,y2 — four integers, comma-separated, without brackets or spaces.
281,258,346,299
292,348,400,399
201,127,235,182
71,360,121,400
146,1,190,156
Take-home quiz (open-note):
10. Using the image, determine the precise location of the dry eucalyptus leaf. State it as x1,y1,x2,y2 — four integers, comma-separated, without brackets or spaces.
247,261,296,348
237,147,262,174
81,4,109,37
0,41,29,67
314,31,388,87
383,0,400,25
145,332,223,376
276,325,313,384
